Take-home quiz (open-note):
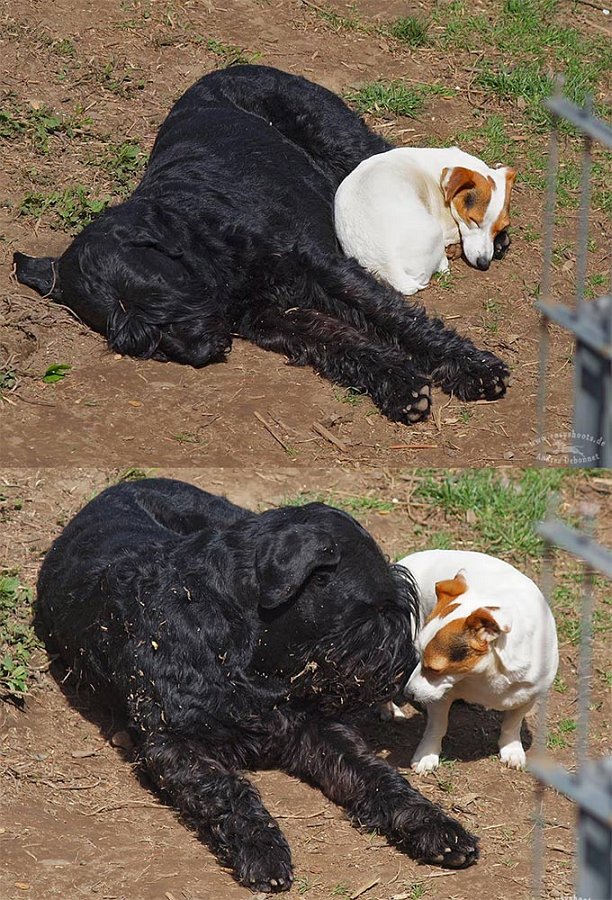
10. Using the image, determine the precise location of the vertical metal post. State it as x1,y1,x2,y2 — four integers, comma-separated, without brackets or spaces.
536,81,562,454
572,294,612,465
575,757,612,900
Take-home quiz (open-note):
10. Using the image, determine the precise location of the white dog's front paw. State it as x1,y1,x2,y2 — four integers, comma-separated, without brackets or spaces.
411,752,440,773
380,701,407,721
500,741,526,770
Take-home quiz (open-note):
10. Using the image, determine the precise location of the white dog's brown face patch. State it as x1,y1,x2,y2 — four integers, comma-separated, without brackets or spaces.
440,163,517,270
441,167,493,227
421,573,503,675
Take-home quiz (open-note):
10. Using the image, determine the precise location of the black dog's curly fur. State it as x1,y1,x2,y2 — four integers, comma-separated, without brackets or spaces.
14,65,510,424
36,478,479,892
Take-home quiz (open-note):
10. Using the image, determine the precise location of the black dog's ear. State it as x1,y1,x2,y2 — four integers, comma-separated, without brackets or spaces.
13,253,62,299
107,303,163,359
256,525,340,609
105,244,188,359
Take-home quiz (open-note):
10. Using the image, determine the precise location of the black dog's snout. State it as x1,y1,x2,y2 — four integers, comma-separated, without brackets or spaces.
476,256,490,271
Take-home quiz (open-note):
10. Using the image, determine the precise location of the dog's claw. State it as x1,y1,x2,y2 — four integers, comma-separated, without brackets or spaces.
434,352,510,402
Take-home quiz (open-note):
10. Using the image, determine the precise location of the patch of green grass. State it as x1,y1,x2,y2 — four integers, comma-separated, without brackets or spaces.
205,38,261,66
283,491,395,516
296,876,311,895
547,717,577,750
558,717,577,733
0,573,38,700
97,139,148,195
18,186,109,232
114,467,153,483
333,386,365,406
331,886,350,898
432,270,453,290
476,63,554,130
553,674,568,694
522,224,541,244
482,298,502,334
414,469,568,558
451,115,519,167
440,1,611,133
97,57,146,96
344,81,426,118
426,531,454,551
585,273,608,300
0,100,93,153
313,5,365,32
434,2,493,50
50,37,76,57
173,431,204,445
387,16,430,47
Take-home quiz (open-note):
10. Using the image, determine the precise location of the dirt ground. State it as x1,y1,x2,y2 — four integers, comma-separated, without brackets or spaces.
1,0,609,468
1,468,610,900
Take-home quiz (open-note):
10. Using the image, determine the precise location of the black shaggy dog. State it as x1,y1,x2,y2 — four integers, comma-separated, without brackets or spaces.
15,65,509,425
37,478,479,892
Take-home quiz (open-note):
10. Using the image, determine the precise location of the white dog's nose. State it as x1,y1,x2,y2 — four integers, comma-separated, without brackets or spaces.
476,256,490,271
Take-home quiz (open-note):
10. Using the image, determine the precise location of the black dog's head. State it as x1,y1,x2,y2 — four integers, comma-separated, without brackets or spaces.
243,502,419,713
13,217,229,368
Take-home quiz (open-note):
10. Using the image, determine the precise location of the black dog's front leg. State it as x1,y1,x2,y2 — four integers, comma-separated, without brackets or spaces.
277,718,479,869
142,734,293,892
311,255,510,403
239,305,432,424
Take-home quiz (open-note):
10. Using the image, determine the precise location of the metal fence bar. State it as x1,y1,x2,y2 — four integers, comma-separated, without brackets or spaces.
532,86,611,899
574,100,593,313
536,92,611,467
536,84,561,453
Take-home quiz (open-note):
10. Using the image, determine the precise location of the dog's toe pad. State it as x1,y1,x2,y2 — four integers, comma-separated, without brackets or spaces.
500,742,526,770
411,752,440,773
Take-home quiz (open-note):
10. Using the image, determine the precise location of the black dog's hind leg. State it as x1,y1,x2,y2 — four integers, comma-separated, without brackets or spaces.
308,254,510,402
239,305,432,424
278,719,479,869
142,734,293,892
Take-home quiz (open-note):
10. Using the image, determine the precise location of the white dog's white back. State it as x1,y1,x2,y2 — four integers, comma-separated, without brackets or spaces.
334,147,516,295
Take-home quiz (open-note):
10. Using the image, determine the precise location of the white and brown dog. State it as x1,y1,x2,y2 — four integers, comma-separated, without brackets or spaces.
390,550,558,772
334,147,516,295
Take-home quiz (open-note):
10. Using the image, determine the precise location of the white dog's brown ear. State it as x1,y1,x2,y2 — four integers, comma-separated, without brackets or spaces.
441,166,476,203
434,571,467,605
465,608,502,648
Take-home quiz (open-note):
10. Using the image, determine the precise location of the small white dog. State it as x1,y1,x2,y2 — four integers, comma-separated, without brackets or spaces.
391,549,558,772
334,147,516,295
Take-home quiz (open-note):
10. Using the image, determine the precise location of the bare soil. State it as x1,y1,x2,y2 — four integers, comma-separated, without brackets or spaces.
1,468,610,900
1,0,609,468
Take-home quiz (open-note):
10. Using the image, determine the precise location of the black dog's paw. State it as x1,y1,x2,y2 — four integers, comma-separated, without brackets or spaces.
382,379,432,425
401,810,479,869
493,230,511,260
434,352,510,402
235,828,294,893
